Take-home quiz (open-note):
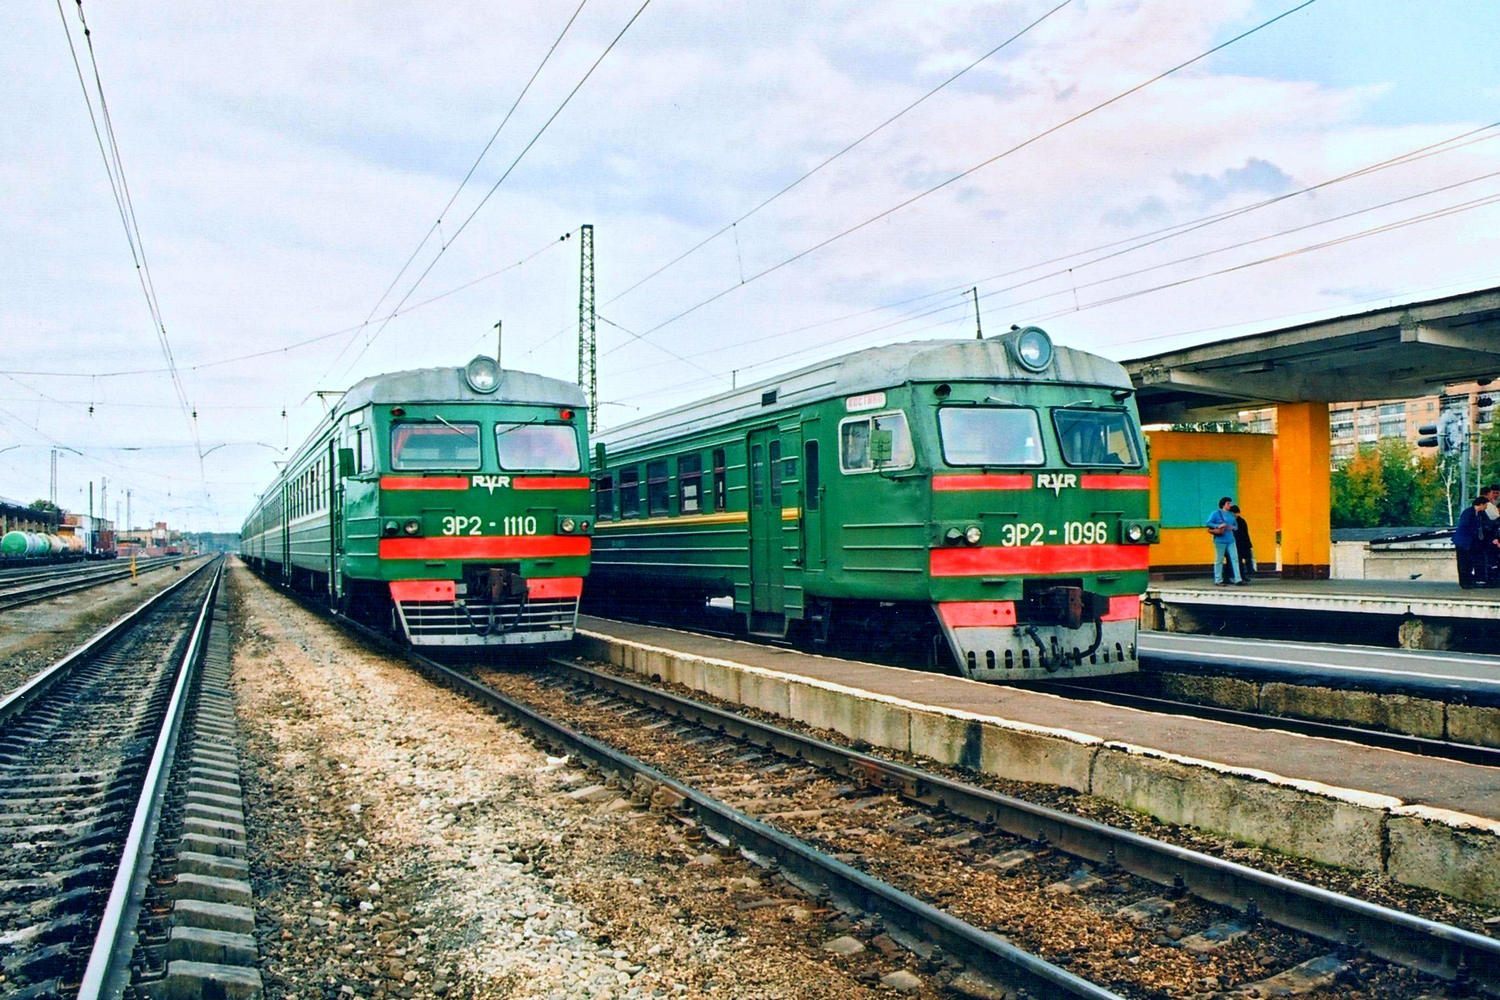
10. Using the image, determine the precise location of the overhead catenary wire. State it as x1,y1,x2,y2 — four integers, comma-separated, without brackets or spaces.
601,120,1500,376
352,0,590,345
57,0,207,493
617,0,1323,347
328,0,653,385
604,0,1074,306
599,190,1500,411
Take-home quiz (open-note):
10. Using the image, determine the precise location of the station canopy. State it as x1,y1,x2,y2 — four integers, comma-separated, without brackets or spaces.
1121,286,1500,424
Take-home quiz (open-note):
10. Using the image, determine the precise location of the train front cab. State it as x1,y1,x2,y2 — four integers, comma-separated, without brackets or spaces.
342,393,592,647
917,374,1158,680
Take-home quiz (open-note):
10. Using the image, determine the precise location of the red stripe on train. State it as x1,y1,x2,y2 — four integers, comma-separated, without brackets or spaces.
930,544,1150,577
380,476,469,490
512,476,591,490
527,576,584,598
1101,594,1141,621
937,601,1018,628
1079,475,1151,490
379,537,591,560
389,579,456,602
932,474,1032,491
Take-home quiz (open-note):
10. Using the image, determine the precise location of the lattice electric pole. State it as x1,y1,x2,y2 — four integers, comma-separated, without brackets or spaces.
578,224,597,430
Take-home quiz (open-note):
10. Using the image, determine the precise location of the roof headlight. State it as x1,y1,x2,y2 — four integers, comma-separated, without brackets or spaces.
1013,326,1053,371
1127,523,1144,543
402,518,421,536
964,525,983,545
464,356,501,394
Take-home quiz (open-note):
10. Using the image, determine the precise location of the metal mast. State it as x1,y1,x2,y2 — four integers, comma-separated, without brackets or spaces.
578,223,597,429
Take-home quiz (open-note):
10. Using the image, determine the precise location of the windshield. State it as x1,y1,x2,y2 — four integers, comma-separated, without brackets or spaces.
390,423,481,470
1052,408,1141,466
938,407,1045,466
495,423,581,472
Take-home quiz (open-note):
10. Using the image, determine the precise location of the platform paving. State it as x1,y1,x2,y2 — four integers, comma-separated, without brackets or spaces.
1148,576,1500,620
578,616,1500,905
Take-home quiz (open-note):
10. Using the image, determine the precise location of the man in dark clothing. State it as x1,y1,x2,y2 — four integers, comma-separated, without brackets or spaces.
1454,497,1491,589
1229,504,1254,582
1483,485,1500,586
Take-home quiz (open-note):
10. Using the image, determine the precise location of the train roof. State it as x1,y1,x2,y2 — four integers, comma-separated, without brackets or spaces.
599,332,1132,452
339,364,587,415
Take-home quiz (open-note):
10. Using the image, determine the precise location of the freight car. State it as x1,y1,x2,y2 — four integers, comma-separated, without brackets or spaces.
240,356,593,647
589,328,1158,681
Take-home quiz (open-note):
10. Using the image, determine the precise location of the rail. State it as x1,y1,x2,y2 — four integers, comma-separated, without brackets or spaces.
549,657,1500,989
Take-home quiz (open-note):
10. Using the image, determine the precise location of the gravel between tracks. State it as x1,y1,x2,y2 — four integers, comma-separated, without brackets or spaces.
226,563,924,1000
0,560,196,698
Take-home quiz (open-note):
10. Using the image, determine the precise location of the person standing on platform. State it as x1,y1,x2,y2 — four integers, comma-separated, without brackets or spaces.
1484,485,1500,586
1229,504,1254,583
1454,496,1490,589
1205,496,1243,586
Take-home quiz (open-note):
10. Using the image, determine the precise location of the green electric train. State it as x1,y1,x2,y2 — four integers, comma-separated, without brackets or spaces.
240,357,593,647
589,328,1159,681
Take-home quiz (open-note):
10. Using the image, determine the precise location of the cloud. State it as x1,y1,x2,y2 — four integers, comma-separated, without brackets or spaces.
1173,157,1296,204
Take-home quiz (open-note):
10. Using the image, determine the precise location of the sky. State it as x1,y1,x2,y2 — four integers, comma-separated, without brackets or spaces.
2,0,1498,531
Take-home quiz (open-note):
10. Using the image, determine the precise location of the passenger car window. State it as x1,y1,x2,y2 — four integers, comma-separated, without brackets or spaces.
647,460,670,515
494,423,580,471
938,408,1046,466
595,474,614,522
618,466,641,518
1052,408,1141,466
839,412,914,473
678,454,703,514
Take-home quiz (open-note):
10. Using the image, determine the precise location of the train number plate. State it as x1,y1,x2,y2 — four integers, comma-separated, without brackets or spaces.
440,515,540,536
996,521,1110,546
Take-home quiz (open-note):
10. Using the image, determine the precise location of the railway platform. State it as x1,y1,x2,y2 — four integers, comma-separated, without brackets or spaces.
576,615,1500,906
1145,576,1500,651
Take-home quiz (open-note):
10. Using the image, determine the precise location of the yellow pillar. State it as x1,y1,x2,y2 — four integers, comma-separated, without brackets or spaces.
1275,402,1330,579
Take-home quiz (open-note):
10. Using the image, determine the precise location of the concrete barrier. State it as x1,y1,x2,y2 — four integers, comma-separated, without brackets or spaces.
577,629,1500,905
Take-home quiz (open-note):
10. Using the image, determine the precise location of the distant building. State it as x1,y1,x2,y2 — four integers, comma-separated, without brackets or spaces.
1239,381,1495,465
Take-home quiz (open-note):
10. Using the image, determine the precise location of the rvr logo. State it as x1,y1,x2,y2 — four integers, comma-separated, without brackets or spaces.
1036,473,1077,496
471,475,512,493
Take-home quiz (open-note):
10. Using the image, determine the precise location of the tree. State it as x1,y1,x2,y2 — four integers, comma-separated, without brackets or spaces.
1330,439,1445,528
28,499,60,516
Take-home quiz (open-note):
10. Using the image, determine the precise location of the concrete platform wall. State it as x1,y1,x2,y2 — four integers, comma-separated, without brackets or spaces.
576,630,1500,906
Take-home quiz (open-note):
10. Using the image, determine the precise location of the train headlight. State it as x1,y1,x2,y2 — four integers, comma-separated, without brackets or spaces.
944,527,962,545
464,356,501,394
1012,326,1053,371
1126,523,1144,543
561,517,577,533
382,520,400,537
964,525,982,545
402,518,421,536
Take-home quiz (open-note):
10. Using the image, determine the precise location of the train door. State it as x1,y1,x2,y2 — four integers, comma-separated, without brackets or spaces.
799,418,824,570
746,426,785,627
327,438,341,602
279,482,291,581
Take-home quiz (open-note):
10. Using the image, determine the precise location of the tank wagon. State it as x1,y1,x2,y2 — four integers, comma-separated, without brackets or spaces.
240,356,593,647
589,328,1159,681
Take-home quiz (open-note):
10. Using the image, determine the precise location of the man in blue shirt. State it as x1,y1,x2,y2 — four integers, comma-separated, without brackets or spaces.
1205,496,1243,586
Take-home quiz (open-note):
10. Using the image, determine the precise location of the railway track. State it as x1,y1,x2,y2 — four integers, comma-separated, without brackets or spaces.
298,590,1497,998
0,557,184,614
1033,679,1500,769
0,557,222,1000
507,657,1500,994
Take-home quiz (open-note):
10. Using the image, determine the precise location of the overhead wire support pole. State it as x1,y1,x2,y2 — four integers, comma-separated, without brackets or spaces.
578,224,597,430
972,287,983,340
